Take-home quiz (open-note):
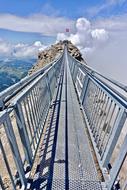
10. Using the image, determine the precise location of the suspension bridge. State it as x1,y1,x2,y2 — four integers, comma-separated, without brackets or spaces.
0,41,127,190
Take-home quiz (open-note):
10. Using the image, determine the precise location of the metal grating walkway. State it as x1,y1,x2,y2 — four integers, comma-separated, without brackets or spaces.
1,43,127,190
31,49,102,190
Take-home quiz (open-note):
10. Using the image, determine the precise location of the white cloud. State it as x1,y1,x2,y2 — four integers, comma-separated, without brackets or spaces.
83,15,127,84
56,15,127,84
0,40,12,56
0,13,75,36
56,33,68,41
91,29,108,41
13,41,47,58
107,0,127,5
76,18,91,32
0,13,126,85
69,34,80,45
40,3,60,16
87,32,127,84
0,40,47,58
86,0,127,17
56,17,109,54
93,14,127,32
34,41,43,47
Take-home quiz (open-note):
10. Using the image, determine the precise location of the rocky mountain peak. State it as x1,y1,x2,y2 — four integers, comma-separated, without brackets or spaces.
29,40,86,75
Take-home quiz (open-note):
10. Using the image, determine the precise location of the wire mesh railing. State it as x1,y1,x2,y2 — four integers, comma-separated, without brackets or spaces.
0,44,127,190
0,55,63,190
68,52,127,190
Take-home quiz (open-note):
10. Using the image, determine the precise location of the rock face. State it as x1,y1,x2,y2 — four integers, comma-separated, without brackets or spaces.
29,40,86,75
66,40,85,62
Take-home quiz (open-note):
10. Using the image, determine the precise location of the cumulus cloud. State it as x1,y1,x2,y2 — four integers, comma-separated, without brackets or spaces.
0,40,47,58
84,14,127,80
34,41,43,47
87,32,127,84
91,29,108,41
56,17,109,55
57,16,127,84
0,40,12,56
76,18,91,32
0,13,75,36
56,33,68,41
93,14,127,32
0,14,126,84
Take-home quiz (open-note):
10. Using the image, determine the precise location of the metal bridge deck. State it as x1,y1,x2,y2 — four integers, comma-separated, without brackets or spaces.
1,44,127,190
30,50,102,190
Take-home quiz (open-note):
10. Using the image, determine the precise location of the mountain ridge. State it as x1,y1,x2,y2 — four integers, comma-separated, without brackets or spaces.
29,40,86,75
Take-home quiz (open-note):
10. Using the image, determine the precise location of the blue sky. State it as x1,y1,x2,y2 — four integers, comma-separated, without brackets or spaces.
0,0,100,18
0,0,126,18
0,0,127,84
0,0,126,44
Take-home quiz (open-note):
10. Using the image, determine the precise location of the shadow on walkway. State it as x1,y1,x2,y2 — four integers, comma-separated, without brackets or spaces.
29,72,64,190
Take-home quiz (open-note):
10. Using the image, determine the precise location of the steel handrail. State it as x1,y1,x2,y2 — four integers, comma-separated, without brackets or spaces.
68,52,127,93
0,54,63,110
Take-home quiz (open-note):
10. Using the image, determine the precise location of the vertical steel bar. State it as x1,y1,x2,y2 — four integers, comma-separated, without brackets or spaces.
91,89,103,133
28,92,39,142
98,103,116,153
45,73,52,100
95,95,109,142
38,83,46,124
15,103,33,165
101,109,126,168
80,74,90,104
94,92,106,135
28,91,39,140
73,63,79,84
88,85,100,127
25,95,37,145
108,135,127,190
87,82,97,122
93,91,105,135
33,85,42,133
95,99,113,143
30,88,41,136
89,87,102,129
23,99,33,143
4,116,27,187
101,107,120,155
0,140,16,190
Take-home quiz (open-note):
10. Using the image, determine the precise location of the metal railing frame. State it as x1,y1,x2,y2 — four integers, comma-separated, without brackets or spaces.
0,54,63,189
0,46,127,189
0,54,63,111
68,52,127,190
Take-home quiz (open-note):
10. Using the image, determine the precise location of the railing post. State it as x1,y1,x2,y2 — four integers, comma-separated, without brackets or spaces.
4,114,27,188
101,109,126,168
0,99,4,111
0,140,16,190
45,73,52,100
107,134,127,190
80,74,90,104
53,64,57,85
14,103,33,166
69,60,74,74
72,62,79,83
